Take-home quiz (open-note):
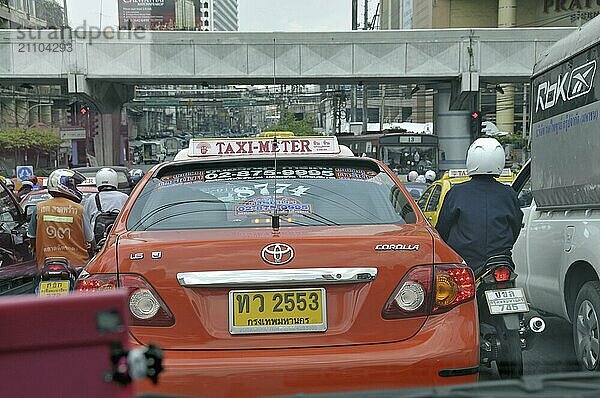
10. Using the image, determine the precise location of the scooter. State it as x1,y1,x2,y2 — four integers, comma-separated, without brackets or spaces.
476,255,546,378
36,257,82,297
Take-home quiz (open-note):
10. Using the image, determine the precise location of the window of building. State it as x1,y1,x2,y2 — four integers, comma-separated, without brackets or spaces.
204,11,209,17
204,2,209,8
204,20,209,26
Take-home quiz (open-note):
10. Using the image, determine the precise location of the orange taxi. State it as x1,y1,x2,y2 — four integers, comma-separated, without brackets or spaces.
76,136,479,397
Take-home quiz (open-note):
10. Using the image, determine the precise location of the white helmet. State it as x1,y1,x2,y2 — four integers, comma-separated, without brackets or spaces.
425,170,436,183
96,168,119,190
416,175,427,184
466,138,505,176
407,170,419,182
47,169,85,202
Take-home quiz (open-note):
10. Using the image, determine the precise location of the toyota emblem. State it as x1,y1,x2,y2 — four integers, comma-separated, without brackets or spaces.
261,243,295,265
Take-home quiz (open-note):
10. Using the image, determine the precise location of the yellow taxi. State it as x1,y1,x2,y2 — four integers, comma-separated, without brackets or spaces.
417,168,516,227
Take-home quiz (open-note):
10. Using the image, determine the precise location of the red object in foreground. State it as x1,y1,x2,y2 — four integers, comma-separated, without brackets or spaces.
0,290,133,398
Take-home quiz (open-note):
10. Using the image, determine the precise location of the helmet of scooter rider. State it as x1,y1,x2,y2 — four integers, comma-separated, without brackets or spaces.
407,170,419,182
95,168,119,191
47,169,86,203
129,169,144,186
466,137,505,177
425,170,436,183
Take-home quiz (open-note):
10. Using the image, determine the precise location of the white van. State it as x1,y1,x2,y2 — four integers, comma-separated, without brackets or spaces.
513,18,600,371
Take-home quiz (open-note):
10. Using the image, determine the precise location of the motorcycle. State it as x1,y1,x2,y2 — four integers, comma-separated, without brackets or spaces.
476,255,546,378
36,257,82,297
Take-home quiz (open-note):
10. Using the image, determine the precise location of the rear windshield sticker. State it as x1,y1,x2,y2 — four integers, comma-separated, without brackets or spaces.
334,168,378,180
234,196,312,216
158,171,205,187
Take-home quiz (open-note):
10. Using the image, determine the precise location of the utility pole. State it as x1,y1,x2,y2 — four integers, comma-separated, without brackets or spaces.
351,0,358,124
62,0,69,27
361,0,369,134
352,0,358,30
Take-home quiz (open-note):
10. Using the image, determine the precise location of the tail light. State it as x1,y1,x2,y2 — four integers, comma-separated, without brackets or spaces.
493,266,512,282
42,263,71,280
432,265,475,314
75,274,174,327
382,266,433,319
382,264,475,319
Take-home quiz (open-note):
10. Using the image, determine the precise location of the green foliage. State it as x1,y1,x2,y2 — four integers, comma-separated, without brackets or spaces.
0,128,62,152
263,111,317,136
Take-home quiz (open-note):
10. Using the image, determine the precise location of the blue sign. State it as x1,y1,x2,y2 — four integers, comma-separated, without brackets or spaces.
16,166,34,181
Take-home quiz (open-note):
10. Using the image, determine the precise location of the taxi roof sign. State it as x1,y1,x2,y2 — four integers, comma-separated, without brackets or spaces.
188,137,341,157
447,169,469,178
446,168,512,179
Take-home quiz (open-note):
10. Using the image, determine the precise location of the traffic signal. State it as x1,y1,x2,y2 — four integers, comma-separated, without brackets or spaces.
89,112,101,136
67,104,74,125
80,106,88,116
470,110,483,138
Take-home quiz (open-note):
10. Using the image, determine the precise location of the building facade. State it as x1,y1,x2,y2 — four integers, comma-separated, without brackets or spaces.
1,0,63,29
176,0,196,30
211,0,238,31
380,0,600,137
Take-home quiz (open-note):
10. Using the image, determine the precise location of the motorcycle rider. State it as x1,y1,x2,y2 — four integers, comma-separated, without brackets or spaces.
407,170,419,182
425,170,436,184
17,179,34,201
84,168,129,241
435,138,523,272
27,169,95,269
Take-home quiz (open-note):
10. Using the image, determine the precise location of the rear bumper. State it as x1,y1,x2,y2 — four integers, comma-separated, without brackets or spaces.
135,302,479,398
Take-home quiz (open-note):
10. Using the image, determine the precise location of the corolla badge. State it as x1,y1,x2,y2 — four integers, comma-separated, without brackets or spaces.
261,243,295,265
374,244,420,251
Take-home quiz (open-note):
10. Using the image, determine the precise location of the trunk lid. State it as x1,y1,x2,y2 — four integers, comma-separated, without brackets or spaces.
118,224,434,350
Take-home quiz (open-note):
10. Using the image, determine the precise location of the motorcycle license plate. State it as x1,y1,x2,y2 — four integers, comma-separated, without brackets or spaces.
485,288,529,315
38,281,70,297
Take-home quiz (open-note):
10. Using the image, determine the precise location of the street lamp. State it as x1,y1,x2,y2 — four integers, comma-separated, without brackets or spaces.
17,103,51,128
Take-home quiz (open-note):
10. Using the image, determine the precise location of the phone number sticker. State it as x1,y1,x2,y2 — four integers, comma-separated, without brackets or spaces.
204,167,335,181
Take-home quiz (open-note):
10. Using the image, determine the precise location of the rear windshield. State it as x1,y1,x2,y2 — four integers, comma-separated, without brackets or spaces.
127,159,416,231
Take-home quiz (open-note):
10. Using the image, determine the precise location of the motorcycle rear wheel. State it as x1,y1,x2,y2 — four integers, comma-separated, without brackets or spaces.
496,329,523,379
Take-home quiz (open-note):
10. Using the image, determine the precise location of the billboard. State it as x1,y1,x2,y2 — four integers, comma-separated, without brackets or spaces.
118,0,176,30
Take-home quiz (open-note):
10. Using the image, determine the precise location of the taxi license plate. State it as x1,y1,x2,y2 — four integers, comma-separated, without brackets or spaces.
485,288,529,315
229,288,327,335
38,281,70,297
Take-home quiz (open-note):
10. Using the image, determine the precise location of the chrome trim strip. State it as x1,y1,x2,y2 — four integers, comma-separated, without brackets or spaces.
177,268,378,287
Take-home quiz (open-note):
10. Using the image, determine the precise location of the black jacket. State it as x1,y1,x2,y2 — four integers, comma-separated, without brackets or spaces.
435,175,524,271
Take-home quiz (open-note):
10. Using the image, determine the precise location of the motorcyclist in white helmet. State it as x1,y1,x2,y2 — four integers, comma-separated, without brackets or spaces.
84,168,129,244
27,169,95,269
407,170,419,182
435,138,523,272
425,170,436,184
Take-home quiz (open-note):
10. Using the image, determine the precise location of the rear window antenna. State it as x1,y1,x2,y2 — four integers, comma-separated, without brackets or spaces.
271,135,280,234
